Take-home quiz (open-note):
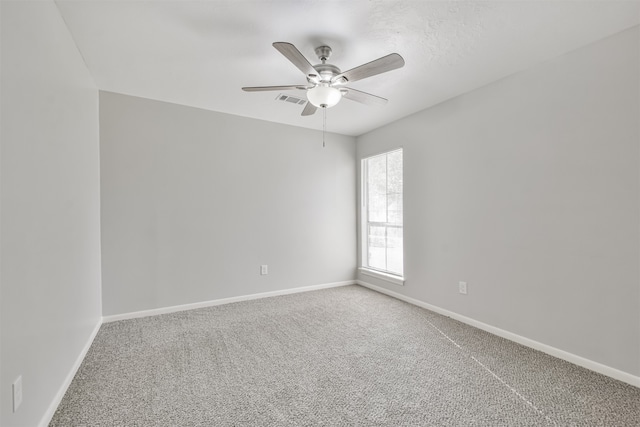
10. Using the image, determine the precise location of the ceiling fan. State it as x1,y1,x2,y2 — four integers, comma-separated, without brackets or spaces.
242,42,405,116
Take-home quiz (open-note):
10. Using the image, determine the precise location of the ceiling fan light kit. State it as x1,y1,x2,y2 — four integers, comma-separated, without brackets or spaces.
307,85,341,108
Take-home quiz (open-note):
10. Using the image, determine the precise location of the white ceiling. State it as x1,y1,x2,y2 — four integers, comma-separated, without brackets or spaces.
55,0,639,136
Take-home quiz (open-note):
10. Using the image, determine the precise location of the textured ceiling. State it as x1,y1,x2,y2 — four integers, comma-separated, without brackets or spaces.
55,1,639,136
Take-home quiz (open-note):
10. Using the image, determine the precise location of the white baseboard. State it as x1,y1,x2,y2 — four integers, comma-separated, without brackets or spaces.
39,281,353,426
103,280,355,323
356,280,640,389
39,318,103,427
39,279,637,427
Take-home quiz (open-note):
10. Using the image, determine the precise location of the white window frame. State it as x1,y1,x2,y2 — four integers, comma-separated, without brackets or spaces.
360,148,405,286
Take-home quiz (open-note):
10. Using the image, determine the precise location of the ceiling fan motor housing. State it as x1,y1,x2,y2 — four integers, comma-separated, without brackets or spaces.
309,63,341,83
310,45,346,84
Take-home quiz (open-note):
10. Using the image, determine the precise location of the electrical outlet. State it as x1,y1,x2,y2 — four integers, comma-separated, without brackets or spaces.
459,281,468,295
260,265,268,275
13,375,22,412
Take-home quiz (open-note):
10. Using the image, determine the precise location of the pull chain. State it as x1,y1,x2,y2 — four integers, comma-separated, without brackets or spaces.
322,107,326,148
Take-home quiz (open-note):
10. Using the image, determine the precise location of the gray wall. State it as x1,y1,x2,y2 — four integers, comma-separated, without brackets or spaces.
99,92,356,316
0,2,103,426
357,26,639,377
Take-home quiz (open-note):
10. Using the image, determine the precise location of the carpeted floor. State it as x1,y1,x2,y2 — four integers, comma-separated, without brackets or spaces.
51,285,639,426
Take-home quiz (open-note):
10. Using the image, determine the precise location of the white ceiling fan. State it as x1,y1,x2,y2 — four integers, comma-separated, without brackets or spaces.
242,42,405,116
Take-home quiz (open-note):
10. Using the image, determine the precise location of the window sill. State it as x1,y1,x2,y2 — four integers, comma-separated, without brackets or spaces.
358,268,405,286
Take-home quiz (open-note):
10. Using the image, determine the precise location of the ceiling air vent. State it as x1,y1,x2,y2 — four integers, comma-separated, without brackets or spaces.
276,93,307,105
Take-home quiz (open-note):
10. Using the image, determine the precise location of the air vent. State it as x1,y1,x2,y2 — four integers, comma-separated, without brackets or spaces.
276,94,307,105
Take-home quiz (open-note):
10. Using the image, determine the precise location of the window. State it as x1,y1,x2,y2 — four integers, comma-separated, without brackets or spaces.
361,149,403,281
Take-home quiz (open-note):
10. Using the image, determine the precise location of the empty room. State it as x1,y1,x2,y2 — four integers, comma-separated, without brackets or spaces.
1,1,639,426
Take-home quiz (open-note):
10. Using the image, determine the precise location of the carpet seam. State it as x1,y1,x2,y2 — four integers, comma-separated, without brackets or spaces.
425,318,559,427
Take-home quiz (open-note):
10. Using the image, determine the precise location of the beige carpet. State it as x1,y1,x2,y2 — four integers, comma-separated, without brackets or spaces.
51,285,640,426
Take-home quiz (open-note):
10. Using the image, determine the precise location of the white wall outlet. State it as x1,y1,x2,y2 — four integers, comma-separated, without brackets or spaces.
13,375,22,412
260,265,268,275
459,281,468,295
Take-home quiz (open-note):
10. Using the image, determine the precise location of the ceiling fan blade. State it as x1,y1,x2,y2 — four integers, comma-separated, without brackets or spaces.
333,53,405,84
301,102,317,116
341,88,388,105
273,42,318,79
242,85,307,92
